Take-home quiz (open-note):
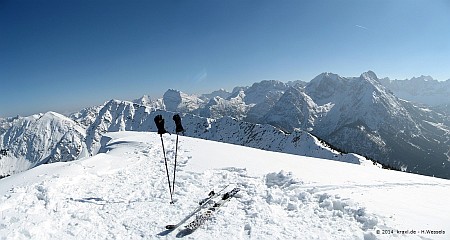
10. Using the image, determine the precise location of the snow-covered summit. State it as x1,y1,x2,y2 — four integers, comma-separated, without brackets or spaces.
263,86,319,132
305,72,347,104
243,80,288,105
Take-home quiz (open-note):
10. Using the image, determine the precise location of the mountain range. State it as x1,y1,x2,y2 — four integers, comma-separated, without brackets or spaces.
379,75,450,107
140,71,450,179
0,99,369,177
1,71,449,179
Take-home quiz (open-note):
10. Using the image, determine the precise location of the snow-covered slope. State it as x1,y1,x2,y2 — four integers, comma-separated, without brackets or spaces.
1,131,449,239
0,112,87,176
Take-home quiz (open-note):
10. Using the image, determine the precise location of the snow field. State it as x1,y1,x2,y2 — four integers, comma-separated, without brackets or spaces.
1,131,450,240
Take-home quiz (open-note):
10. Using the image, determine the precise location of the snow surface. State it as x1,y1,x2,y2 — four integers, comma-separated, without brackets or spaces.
1,131,450,239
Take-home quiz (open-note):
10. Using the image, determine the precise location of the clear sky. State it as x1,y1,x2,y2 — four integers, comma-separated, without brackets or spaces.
1,0,449,117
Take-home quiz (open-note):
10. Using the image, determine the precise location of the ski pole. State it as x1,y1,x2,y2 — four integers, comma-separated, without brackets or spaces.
160,135,174,204
172,132,179,195
154,115,174,204
171,114,184,196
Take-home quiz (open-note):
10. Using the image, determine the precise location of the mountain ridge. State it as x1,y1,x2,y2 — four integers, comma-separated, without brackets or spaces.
1,71,449,179
131,70,450,178
0,99,370,177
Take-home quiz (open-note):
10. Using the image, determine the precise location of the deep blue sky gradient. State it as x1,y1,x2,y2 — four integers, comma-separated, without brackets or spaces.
1,0,450,117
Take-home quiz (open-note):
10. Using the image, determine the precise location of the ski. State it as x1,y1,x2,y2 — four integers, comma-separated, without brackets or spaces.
176,187,240,237
160,185,229,235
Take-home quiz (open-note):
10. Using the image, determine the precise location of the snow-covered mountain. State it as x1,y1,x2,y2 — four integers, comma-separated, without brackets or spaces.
198,90,248,120
379,76,450,107
132,95,164,110
2,71,449,179
301,72,450,179
1,131,449,239
76,99,369,165
433,103,450,126
132,80,307,123
378,76,450,128
163,89,205,113
262,85,320,132
199,88,232,101
0,112,88,176
145,71,450,179
1,98,372,177
242,80,290,123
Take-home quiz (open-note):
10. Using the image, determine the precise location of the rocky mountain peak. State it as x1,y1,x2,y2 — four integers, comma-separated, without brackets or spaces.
360,70,379,82
244,80,288,104
305,72,345,102
163,89,203,112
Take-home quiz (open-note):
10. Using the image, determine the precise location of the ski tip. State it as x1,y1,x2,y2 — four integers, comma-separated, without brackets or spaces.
165,225,176,230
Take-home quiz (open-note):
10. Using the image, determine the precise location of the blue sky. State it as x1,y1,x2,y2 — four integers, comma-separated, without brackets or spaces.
1,0,449,117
